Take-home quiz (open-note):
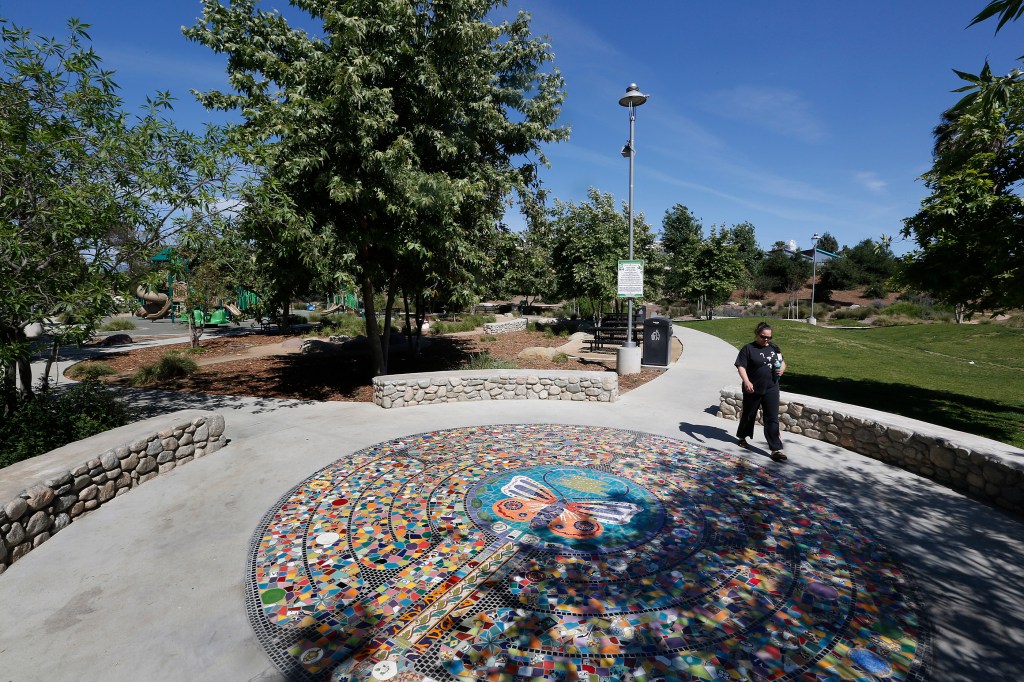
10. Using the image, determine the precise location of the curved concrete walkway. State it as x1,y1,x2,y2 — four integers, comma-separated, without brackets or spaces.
0,325,1021,681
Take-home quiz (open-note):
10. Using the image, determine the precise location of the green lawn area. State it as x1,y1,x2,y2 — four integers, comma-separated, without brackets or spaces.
679,319,1024,449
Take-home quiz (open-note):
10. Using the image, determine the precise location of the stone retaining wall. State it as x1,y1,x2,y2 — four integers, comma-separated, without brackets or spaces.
0,413,227,575
719,389,1024,515
373,370,617,408
482,317,527,334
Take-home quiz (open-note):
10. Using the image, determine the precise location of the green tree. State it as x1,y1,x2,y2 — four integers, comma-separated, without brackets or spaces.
185,0,568,375
661,207,753,314
659,204,703,300
0,19,240,414
900,76,1024,319
674,226,746,319
726,221,762,302
969,1,1024,33
550,188,654,319
755,242,812,304
817,232,840,255
818,238,897,301
660,204,703,257
235,181,324,328
486,218,557,305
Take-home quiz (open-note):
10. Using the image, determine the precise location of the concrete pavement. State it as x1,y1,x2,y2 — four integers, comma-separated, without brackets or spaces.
0,325,1021,680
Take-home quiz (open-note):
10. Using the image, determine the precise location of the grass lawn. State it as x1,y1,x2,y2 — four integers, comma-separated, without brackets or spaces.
679,318,1024,449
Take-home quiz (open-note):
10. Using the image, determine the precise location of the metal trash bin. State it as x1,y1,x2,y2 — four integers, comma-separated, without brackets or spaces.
641,316,672,366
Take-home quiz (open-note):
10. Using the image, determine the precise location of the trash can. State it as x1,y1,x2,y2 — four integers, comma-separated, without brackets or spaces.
641,317,672,366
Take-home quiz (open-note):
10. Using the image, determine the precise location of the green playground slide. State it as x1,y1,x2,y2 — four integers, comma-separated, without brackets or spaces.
191,308,230,325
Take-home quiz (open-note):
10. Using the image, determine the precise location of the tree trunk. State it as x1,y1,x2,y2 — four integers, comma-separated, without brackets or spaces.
41,338,60,391
380,272,397,375
190,313,203,348
360,273,386,376
416,293,426,356
403,289,413,348
17,358,34,400
2,362,16,416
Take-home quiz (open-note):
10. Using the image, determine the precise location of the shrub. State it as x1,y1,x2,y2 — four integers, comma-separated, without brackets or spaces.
131,352,199,386
879,302,923,318
1000,313,1024,328
863,282,889,299
460,352,518,370
98,318,136,332
0,381,136,469
552,352,569,363
793,302,828,320
830,306,877,321
871,314,926,327
317,312,367,337
432,314,496,335
928,309,956,323
480,335,497,342
66,362,117,381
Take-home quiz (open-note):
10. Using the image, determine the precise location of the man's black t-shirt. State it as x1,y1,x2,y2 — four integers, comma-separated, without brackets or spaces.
735,342,782,394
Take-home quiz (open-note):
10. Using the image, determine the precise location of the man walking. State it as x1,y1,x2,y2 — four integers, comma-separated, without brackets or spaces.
735,322,787,461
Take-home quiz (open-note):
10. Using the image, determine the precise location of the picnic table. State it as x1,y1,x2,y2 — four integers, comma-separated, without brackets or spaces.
584,320,644,352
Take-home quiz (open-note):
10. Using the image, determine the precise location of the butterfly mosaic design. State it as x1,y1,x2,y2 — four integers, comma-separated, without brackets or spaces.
492,475,641,540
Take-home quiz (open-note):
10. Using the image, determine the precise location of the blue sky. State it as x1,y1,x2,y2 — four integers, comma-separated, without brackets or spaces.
5,1,1023,254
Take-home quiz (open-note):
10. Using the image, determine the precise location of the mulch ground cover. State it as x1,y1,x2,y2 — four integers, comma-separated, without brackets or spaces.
74,329,662,401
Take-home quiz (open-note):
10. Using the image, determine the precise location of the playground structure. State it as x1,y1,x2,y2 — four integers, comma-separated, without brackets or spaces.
135,246,262,325
134,284,174,320
319,291,360,315
135,281,259,326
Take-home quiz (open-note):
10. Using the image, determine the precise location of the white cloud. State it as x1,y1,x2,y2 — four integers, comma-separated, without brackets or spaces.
855,171,888,194
702,86,828,144
102,46,229,92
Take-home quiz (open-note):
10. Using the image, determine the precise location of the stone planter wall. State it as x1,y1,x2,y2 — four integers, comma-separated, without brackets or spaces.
0,413,227,576
482,317,527,334
719,388,1024,515
373,370,617,408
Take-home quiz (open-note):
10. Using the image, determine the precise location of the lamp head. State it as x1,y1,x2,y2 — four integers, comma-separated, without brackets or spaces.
620,141,632,158
618,83,649,108
812,232,820,241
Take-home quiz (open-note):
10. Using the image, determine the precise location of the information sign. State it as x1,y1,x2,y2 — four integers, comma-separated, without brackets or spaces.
617,260,644,298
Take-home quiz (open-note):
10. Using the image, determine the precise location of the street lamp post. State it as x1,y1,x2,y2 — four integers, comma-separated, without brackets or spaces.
809,232,820,325
617,83,648,375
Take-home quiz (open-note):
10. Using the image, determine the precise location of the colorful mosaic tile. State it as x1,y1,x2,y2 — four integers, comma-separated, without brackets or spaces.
246,424,929,681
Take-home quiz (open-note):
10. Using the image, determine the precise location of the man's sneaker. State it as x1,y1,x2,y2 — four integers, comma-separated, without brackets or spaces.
770,450,787,462
738,438,749,448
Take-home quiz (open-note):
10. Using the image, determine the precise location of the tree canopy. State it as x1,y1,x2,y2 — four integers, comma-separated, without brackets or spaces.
550,187,654,317
819,238,898,300
816,232,840,255
185,0,568,375
969,0,1024,33
659,205,752,315
900,66,1024,317
1,19,240,413
754,242,812,298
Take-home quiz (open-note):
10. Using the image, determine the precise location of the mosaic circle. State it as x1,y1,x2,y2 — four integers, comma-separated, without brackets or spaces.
245,424,929,681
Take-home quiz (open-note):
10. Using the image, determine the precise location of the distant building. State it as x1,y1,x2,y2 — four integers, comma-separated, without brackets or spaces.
782,244,840,263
